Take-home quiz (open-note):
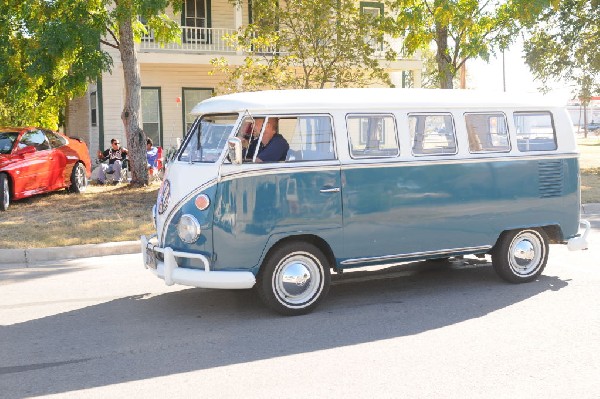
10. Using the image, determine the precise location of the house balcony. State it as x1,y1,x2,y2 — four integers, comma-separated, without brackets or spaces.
136,25,421,75
139,26,240,54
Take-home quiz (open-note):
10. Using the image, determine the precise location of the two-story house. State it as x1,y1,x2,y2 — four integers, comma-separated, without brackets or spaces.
66,0,423,157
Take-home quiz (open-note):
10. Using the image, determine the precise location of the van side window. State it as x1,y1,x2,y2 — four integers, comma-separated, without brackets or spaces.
346,114,399,158
280,115,335,161
409,113,457,155
465,113,510,153
514,112,557,151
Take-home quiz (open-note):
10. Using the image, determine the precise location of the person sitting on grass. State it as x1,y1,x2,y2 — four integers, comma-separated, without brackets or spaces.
97,138,128,184
146,138,159,177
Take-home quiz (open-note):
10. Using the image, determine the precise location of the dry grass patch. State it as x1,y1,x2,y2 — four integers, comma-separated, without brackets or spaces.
0,183,159,249
582,168,600,204
578,137,600,170
578,137,600,204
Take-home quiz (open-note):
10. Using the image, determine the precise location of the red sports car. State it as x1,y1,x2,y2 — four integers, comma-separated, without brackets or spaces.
0,127,92,211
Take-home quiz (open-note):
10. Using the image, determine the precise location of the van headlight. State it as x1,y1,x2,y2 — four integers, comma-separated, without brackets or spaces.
177,214,201,243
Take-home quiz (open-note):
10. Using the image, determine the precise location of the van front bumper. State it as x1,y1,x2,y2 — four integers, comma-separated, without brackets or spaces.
141,235,256,289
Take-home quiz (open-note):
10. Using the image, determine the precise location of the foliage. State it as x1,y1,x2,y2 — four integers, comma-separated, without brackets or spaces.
523,0,599,102
383,0,553,89
0,0,112,128
0,0,181,184
211,0,395,93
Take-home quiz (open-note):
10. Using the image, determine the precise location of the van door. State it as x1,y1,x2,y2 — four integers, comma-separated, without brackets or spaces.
212,115,343,271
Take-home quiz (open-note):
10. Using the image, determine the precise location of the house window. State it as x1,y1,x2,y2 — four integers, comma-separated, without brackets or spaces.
183,88,213,134
90,91,97,127
183,0,210,43
360,2,384,51
141,88,162,146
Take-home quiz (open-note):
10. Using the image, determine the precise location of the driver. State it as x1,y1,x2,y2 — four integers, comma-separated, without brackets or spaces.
255,118,289,163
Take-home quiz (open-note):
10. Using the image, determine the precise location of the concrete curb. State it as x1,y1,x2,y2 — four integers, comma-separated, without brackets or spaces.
0,240,140,266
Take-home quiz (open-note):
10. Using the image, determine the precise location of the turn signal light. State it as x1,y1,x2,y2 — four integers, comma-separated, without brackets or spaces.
195,194,210,211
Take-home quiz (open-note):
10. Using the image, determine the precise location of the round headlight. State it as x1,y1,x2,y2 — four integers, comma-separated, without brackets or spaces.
177,214,201,243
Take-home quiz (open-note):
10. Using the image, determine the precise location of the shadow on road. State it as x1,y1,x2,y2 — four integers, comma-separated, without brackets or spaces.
0,259,568,398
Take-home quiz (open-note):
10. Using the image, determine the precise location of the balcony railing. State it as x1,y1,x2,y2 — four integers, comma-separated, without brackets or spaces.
139,26,239,53
138,25,398,58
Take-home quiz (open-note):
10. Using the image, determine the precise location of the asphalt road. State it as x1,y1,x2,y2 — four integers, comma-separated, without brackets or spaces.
1,224,599,398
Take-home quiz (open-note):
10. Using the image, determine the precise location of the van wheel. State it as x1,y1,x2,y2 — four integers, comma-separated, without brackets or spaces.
257,242,331,316
68,163,87,193
492,228,549,283
0,173,9,211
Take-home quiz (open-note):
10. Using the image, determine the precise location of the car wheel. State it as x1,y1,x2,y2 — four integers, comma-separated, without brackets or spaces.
257,241,331,316
0,173,9,211
492,228,549,283
69,163,87,193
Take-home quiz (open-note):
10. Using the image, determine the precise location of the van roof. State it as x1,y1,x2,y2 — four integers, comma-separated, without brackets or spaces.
191,88,562,115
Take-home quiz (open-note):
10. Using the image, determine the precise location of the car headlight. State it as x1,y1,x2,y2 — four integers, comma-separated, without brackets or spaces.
177,214,201,243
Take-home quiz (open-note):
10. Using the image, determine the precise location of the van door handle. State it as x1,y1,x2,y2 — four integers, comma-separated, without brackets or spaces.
320,187,340,193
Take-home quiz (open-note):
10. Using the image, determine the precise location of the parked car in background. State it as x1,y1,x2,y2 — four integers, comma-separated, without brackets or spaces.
0,127,92,211
587,122,600,132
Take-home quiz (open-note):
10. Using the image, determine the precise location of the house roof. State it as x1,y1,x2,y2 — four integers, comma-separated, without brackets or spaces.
191,88,563,115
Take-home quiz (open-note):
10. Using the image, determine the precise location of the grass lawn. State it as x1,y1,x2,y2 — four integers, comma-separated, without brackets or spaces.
0,183,158,249
1,136,598,249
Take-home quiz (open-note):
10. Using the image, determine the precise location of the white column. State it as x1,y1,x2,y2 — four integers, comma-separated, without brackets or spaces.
234,2,243,55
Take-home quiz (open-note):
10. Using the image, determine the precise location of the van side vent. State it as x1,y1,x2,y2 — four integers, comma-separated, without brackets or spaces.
538,160,563,198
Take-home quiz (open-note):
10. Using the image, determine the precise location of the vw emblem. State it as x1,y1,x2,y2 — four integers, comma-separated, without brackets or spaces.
157,179,171,215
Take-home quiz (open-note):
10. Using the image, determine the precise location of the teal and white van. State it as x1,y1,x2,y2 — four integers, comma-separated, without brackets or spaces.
142,88,590,315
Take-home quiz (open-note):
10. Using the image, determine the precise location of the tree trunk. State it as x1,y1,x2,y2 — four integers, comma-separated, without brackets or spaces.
435,24,454,89
118,14,148,185
583,102,588,139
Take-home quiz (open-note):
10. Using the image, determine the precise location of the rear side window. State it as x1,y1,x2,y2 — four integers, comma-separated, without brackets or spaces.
513,112,557,151
45,131,67,148
465,113,510,153
409,113,457,155
346,114,399,158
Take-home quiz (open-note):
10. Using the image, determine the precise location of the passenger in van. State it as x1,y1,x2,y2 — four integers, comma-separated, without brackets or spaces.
255,118,289,163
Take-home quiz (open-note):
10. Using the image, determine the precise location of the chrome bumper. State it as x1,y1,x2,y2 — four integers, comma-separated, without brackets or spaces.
141,235,256,289
567,220,591,251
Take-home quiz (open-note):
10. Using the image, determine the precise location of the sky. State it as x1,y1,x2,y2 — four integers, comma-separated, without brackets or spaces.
467,39,574,103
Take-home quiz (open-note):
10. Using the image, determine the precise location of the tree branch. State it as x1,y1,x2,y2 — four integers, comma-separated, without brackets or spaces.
105,26,120,48
100,39,119,49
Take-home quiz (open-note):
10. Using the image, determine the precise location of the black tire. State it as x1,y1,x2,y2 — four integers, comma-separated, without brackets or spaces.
256,241,331,316
68,163,87,193
492,228,549,283
0,173,9,211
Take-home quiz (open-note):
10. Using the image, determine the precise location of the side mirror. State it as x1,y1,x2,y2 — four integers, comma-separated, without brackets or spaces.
227,137,243,165
16,145,36,156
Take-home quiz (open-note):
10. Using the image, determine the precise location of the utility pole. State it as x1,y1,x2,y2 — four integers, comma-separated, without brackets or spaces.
502,50,506,92
460,61,466,89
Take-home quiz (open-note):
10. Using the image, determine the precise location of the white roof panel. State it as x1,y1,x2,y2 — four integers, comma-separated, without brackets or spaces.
191,88,562,115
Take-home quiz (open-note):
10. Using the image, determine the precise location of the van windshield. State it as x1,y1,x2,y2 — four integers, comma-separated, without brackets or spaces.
179,114,238,163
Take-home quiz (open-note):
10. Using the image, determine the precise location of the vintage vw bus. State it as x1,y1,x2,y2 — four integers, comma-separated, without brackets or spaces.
142,88,590,315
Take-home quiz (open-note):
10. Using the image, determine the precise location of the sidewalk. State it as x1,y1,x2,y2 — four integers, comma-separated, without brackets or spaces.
1,204,599,266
